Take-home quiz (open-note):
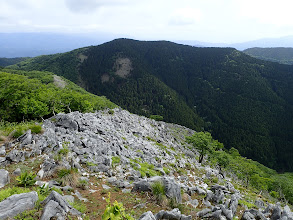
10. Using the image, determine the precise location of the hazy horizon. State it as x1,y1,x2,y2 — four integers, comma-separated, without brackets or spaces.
1,0,293,44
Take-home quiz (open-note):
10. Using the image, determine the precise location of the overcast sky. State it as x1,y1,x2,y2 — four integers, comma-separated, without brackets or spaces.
1,0,293,43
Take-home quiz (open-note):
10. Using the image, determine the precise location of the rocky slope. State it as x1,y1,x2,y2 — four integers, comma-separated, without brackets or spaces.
0,108,292,219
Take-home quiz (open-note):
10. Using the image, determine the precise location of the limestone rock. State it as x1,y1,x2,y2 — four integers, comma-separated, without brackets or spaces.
138,211,156,220
0,191,38,219
41,191,81,220
0,169,9,188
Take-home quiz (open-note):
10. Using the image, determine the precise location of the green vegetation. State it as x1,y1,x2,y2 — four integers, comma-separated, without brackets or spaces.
16,172,37,187
151,181,166,203
57,168,79,187
9,39,293,172
102,193,134,220
0,69,116,122
185,132,293,204
186,132,223,163
0,57,29,67
0,121,42,138
244,47,293,65
0,187,31,202
112,156,121,166
149,115,164,121
130,159,161,178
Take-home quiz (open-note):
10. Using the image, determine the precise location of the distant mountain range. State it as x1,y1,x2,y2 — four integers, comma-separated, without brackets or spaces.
8,38,293,172
176,35,293,50
1,33,293,58
243,47,293,65
0,32,118,58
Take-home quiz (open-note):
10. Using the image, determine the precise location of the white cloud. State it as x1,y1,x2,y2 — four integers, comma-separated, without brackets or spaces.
0,0,293,42
169,8,202,26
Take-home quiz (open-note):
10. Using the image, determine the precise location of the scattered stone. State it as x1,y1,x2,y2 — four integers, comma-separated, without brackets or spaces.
255,199,265,209
13,168,21,176
163,177,182,203
0,169,10,188
0,191,38,219
155,208,191,220
0,146,5,156
41,191,81,220
17,130,32,145
73,190,88,202
102,184,111,190
63,195,75,204
122,188,131,193
131,180,152,193
138,211,156,220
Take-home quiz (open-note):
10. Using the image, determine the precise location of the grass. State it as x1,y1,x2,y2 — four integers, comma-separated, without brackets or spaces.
57,168,79,187
0,187,31,202
151,181,166,204
0,120,43,138
112,156,121,166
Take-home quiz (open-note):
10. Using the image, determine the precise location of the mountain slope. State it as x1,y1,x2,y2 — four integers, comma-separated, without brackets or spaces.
244,47,293,65
8,39,293,171
0,68,116,122
0,57,29,67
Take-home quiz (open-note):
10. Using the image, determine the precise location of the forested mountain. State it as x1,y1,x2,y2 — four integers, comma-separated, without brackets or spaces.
244,47,293,65
9,39,293,171
0,57,29,67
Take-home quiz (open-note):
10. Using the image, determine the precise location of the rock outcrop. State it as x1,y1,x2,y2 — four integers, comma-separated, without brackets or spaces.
0,191,38,219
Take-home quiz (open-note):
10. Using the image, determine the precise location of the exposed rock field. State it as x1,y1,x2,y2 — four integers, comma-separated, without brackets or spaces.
0,108,292,219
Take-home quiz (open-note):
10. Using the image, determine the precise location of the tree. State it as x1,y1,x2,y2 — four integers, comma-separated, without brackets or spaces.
186,131,215,163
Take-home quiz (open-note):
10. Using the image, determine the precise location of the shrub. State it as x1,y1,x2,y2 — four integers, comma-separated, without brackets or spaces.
270,191,280,198
57,168,79,187
29,124,42,134
77,179,89,190
16,171,36,187
112,156,121,166
149,115,163,121
108,109,114,115
13,128,24,138
102,193,134,220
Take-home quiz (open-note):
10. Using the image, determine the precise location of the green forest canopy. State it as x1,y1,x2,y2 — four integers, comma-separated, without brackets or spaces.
0,69,116,122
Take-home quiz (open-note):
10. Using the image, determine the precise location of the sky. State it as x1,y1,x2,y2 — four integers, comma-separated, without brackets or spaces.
1,0,293,43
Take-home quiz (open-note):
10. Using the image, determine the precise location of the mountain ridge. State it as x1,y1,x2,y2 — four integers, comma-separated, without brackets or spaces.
8,38,293,171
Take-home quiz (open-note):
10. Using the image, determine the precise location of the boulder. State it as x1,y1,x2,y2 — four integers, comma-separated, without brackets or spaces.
54,114,78,130
17,129,32,145
241,211,256,220
0,146,5,156
271,204,282,220
13,168,21,176
0,169,10,188
229,194,239,215
6,149,25,163
163,177,182,203
132,180,152,193
197,208,212,218
41,191,81,220
255,200,265,209
282,205,293,220
155,208,191,220
0,191,38,219
138,211,156,220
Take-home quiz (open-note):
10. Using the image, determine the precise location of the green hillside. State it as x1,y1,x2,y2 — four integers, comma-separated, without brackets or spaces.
0,57,29,67
244,47,293,65
8,39,293,171
0,69,116,122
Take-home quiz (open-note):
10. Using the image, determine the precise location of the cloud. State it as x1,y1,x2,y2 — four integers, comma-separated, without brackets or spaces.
65,0,130,13
169,8,202,26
